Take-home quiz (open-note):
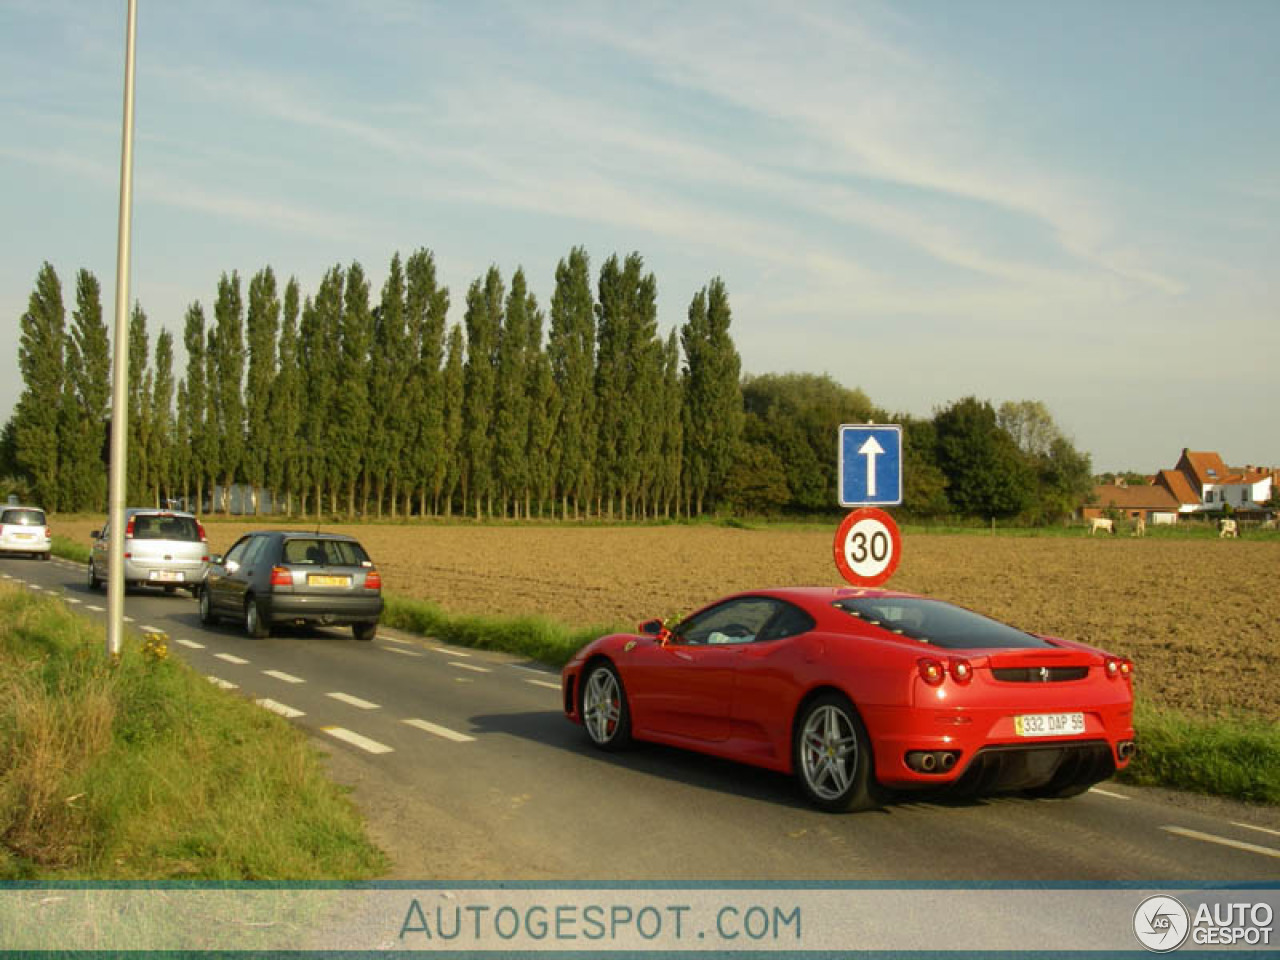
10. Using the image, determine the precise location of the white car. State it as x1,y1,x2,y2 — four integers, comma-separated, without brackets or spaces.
88,508,210,597
0,504,51,560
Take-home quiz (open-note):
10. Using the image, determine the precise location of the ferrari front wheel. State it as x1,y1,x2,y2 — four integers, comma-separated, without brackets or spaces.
580,661,632,751
793,692,881,812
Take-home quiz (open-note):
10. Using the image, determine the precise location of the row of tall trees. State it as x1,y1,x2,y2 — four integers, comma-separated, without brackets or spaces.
4,249,745,520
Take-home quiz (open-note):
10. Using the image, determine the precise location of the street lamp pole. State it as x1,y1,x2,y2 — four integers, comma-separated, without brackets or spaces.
107,0,137,659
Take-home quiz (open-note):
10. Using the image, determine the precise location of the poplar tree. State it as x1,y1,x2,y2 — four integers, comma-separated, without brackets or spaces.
300,267,343,515
525,300,558,518
244,267,280,514
494,268,532,517
182,303,210,512
65,269,110,511
210,272,245,513
370,254,408,518
462,268,502,519
658,329,684,518
126,303,151,505
439,323,465,517
14,263,66,509
335,262,372,517
267,278,303,514
682,278,743,514
148,329,175,505
548,247,595,519
403,249,449,515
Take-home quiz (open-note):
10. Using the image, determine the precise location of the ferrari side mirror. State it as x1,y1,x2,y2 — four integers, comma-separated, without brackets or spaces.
638,618,664,637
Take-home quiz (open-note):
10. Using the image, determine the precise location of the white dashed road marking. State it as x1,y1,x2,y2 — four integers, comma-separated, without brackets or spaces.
263,669,304,684
65,597,82,605
431,646,470,657
87,605,104,612
402,718,476,743
326,692,380,710
1162,826,1280,859
214,653,249,665
255,699,305,719
380,645,423,658
450,662,491,674
322,726,393,754
140,624,163,633
1233,822,1280,838
1088,787,1130,800
172,637,205,649
123,616,135,623
206,676,237,690
525,679,561,691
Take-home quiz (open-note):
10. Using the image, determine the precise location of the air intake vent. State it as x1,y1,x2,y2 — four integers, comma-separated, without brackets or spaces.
992,666,1088,683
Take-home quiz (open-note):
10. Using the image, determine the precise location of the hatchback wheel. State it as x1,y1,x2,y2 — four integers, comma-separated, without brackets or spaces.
580,661,632,751
245,597,270,639
199,588,217,625
87,561,102,591
353,622,377,642
793,693,881,812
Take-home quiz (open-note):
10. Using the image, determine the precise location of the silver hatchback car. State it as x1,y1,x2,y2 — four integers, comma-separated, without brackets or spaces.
0,504,51,560
88,508,210,597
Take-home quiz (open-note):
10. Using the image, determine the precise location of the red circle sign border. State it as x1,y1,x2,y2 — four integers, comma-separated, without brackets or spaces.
832,507,902,587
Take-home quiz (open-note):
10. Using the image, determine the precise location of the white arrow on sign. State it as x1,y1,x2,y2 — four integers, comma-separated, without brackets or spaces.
858,435,884,497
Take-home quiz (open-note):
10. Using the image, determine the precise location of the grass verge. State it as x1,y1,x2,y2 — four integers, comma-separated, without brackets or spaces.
1119,701,1279,804
0,583,387,880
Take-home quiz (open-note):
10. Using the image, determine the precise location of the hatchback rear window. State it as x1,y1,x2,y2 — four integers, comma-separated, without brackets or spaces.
834,596,1052,650
130,515,200,541
1,509,46,525
282,539,370,566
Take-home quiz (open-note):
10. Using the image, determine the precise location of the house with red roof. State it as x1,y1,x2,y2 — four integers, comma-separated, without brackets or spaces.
1085,449,1276,525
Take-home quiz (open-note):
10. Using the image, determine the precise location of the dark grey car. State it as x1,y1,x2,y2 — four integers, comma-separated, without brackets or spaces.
199,531,383,641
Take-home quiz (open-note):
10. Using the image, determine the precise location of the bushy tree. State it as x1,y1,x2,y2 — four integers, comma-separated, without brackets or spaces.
933,396,1034,519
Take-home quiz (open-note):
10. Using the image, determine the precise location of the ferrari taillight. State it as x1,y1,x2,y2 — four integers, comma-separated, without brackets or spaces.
918,658,946,686
949,658,973,684
1104,656,1134,680
270,566,292,587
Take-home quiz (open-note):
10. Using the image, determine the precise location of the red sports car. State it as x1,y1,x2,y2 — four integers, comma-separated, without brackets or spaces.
561,587,1136,812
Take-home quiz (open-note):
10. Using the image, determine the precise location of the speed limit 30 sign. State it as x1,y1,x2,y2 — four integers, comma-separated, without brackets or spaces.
833,507,901,587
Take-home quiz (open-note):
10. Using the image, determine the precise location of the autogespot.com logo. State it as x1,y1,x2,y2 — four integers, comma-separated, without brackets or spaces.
1134,895,1190,952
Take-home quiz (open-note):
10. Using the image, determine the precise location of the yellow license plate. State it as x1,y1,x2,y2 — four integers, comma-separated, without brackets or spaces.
307,574,351,587
1014,713,1085,737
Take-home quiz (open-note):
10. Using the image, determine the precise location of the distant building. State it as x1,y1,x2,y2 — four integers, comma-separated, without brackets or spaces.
1085,448,1276,524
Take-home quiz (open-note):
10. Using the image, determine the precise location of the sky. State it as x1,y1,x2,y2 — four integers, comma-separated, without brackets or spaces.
2,0,1277,474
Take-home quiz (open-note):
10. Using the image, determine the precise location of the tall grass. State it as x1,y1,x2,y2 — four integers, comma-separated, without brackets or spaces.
0,584,386,879
1120,701,1279,804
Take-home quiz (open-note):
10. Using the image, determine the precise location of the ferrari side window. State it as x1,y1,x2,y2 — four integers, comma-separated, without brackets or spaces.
756,602,816,643
679,598,780,646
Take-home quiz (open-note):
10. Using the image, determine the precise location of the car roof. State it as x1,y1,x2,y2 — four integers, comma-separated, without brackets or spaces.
245,530,362,542
125,507,198,518
2,504,45,512
727,586,923,608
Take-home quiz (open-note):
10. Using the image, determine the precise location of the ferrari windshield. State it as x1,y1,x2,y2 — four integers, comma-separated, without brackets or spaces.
834,596,1053,650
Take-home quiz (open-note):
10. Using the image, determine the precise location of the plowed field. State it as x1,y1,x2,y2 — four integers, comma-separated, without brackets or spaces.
60,519,1279,719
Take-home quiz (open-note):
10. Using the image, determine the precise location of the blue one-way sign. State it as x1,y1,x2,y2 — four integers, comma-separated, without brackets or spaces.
838,424,903,507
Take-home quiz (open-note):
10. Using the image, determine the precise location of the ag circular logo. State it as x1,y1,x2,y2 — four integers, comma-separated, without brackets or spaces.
1133,895,1190,952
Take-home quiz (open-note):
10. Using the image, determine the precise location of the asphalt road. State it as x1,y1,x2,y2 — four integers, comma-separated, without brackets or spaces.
5,554,1279,881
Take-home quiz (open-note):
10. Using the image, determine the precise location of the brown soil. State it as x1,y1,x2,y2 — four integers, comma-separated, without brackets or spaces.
59,518,1279,719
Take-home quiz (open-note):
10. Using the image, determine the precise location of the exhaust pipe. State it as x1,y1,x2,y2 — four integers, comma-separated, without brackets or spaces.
920,752,937,772
1117,740,1137,760
939,751,957,771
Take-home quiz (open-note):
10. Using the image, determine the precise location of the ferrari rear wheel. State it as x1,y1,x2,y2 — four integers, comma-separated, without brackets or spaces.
793,692,881,812
581,661,632,751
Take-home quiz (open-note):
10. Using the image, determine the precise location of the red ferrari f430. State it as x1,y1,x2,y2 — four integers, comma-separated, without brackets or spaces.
561,587,1136,812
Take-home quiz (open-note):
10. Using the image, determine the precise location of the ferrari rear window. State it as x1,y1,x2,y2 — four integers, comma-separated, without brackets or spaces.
834,597,1053,650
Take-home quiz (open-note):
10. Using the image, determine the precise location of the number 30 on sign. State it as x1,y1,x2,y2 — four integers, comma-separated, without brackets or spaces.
833,507,902,587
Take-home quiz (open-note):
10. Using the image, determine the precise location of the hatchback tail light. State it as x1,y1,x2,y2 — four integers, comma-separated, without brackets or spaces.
917,657,945,686
269,566,292,587
364,569,382,591
124,516,135,537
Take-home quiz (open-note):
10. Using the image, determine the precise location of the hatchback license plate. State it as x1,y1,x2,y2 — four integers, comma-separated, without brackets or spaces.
149,570,184,583
307,574,351,587
1014,712,1085,737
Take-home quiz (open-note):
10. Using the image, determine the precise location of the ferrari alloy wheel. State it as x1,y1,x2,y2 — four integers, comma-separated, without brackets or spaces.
794,693,880,812
245,597,270,639
581,662,632,751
